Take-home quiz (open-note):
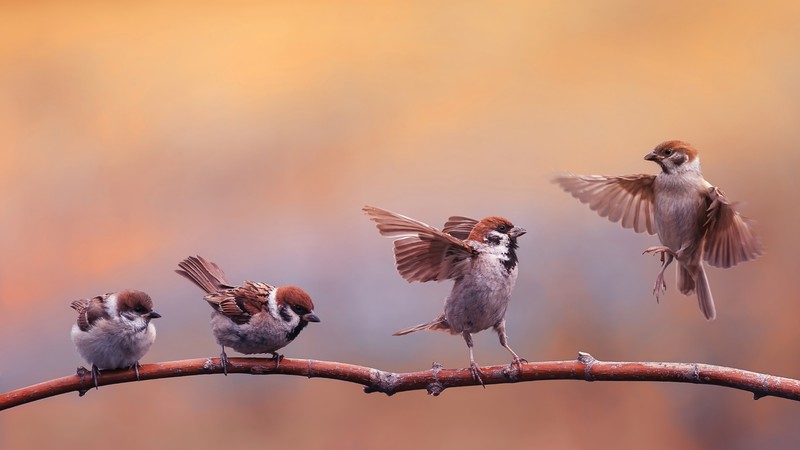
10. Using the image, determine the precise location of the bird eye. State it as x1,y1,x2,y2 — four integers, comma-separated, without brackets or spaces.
663,149,672,156
134,306,146,313
292,305,306,314
497,224,508,232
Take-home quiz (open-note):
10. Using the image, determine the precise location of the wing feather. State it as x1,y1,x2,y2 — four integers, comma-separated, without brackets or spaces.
703,187,763,268
364,206,476,282
554,174,657,235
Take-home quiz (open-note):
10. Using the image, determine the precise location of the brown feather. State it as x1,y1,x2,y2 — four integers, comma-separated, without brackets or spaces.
703,187,763,268
554,174,658,235
442,216,478,240
393,314,455,335
364,206,476,283
70,295,111,332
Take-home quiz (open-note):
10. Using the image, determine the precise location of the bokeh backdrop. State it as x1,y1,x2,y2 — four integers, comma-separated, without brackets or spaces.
2,1,800,448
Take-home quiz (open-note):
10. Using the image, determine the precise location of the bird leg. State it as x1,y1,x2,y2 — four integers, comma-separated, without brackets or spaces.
462,332,485,388
91,364,101,390
495,321,527,370
270,352,284,369
642,246,676,302
220,346,229,376
132,361,141,381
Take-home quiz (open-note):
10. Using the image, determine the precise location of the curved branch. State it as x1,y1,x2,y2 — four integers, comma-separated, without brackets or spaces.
2,352,799,411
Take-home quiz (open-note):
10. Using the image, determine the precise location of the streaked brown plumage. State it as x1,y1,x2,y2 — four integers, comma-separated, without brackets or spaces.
176,255,319,374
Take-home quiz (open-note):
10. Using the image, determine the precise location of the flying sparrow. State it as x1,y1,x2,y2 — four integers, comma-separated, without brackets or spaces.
176,255,319,375
363,206,527,385
554,140,763,320
70,289,161,389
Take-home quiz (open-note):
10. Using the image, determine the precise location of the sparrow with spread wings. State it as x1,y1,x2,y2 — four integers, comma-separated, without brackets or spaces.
555,140,762,320
364,206,527,385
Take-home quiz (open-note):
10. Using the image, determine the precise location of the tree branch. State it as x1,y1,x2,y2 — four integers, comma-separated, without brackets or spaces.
3,352,799,411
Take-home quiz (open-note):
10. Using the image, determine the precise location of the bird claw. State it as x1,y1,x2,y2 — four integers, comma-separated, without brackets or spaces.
469,362,486,388
270,352,284,369
652,272,667,302
511,357,528,371
220,350,229,376
91,364,101,390
642,246,676,262
132,361,141,381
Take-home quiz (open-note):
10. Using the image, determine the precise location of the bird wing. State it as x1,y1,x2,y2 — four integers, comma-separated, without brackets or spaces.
363,206,476,282
553,174,658,235
703,186,763,268
442,216,479,240
70,294,111,332
204,281,274,325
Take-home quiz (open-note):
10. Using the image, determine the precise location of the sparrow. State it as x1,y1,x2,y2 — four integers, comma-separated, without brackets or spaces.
70,289,161,389
363,205,527,385
554,140,763,320
176,255,319,375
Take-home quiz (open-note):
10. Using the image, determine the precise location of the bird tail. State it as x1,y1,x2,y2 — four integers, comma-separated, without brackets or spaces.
677,265,695,295
393,315,453,336
175,255,230,294
695,265,716,320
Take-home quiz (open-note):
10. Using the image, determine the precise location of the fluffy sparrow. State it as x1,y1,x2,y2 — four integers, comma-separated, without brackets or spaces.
554,140,763,320
364,206,527,385
176,255,319,374
70,289,161,388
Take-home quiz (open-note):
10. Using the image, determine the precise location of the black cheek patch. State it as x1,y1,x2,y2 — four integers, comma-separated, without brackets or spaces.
279,305,293,322
286,320,309,342
673,153,687,165
485,234,502,245
503,240,519,273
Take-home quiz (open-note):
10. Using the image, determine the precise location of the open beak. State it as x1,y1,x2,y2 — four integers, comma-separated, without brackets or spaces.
509,226,527,238
644,152,660,161
146,310,162,319
303,312,320,323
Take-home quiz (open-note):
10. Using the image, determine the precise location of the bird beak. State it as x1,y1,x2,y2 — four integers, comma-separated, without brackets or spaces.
644,152,660,161
509,226,527,238
303,312,320,323
146,310,162,319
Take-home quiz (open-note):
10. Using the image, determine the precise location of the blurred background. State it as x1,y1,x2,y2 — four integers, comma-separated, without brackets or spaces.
2,1,800,448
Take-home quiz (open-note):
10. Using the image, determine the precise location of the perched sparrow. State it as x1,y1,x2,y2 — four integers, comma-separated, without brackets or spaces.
70,290,161,388
554,140,763,320
176,255,319,374
364,206,527,385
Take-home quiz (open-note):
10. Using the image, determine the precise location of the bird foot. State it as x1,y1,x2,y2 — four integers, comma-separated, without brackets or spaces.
132,361,141,381
652,272,667,302
270,352,285,368
510,356,528,371
642,246,676,262
469,362,486,388
91,364,101,390
220,350,229,376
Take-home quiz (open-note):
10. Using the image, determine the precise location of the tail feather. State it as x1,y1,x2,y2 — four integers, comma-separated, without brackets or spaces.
176,255,230,294
677,265,695,295
695,265,716,320
393,315,453,336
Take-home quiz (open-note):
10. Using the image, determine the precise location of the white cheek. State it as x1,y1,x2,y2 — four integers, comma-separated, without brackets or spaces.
267,288,279,320
104,293,119,317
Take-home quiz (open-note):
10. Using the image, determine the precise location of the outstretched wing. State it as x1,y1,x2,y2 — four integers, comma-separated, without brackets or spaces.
442,216,479,240
703,186,763,268
554,174,657,235
363,206,476,282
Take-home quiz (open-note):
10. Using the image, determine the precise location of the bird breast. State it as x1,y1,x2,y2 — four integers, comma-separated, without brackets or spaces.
443,255,518,333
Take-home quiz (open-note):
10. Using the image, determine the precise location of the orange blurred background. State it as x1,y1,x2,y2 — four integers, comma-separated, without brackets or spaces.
2,1,800,448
